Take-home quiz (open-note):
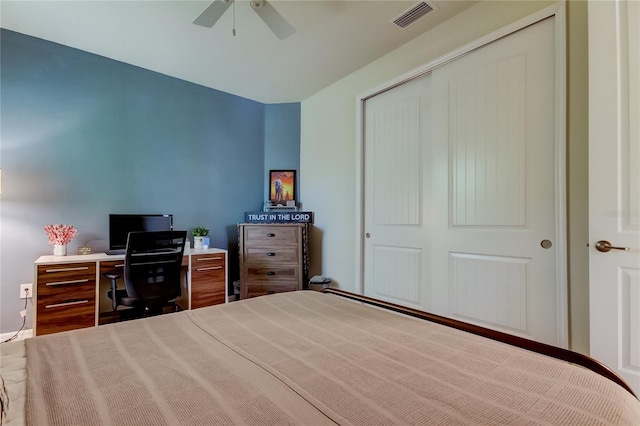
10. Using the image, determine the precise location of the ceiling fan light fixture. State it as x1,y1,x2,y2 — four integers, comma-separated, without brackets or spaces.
193,0,233,27
193,0,294,40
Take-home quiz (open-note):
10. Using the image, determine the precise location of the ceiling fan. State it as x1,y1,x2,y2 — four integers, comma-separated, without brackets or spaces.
193,0,296,40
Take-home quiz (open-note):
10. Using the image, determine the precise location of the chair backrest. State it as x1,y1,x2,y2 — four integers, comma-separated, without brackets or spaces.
123,231,187,309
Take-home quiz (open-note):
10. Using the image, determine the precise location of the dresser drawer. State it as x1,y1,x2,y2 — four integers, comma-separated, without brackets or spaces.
244,265,298,282
242,265,299,299
244,282,298,298
243,225,300,246
243,246,299,264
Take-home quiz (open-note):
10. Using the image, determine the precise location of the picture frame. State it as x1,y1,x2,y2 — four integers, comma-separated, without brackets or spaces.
269,170,296,205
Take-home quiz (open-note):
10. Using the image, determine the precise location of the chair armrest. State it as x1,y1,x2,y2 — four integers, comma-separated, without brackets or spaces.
103,273,121,311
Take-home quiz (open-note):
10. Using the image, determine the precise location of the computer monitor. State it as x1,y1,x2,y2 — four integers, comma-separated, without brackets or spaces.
108,214,173,251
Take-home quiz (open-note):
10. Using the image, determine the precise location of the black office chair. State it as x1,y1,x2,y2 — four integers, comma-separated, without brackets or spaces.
103,230,187,318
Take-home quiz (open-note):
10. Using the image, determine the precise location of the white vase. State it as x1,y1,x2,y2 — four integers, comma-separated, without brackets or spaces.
193,236,204,249
53,244,67,256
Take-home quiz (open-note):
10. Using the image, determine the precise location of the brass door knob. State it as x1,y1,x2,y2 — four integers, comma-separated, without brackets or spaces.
595,240,630,253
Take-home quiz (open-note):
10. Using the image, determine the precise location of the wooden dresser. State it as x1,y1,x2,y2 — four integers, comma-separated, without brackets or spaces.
239,223,306,299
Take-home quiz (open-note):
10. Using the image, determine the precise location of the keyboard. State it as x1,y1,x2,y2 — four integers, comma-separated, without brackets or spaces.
105,249,125,255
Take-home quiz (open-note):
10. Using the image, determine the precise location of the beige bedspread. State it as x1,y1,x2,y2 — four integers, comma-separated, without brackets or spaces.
0,340,26,426
26,291,640,425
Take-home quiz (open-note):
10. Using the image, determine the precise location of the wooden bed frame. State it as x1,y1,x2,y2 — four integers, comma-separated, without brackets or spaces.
322,288,638,399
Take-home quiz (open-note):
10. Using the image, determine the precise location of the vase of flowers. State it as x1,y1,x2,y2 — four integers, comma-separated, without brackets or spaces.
192,226,209,250
44,224,78,256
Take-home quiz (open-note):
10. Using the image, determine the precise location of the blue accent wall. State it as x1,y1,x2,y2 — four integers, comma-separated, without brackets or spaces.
264,103,301,203
0,29,300,333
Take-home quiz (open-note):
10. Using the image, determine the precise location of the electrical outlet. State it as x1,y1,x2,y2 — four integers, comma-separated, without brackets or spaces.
20,283,32,299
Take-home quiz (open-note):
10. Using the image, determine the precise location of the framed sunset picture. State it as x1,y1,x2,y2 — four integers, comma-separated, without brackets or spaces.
269,170,296,204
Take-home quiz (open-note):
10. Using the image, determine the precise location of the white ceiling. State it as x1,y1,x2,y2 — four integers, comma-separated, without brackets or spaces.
0,0,477,104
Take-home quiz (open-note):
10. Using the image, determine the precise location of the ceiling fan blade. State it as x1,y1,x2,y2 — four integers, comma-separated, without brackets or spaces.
193,0,233,28
250,0,295,40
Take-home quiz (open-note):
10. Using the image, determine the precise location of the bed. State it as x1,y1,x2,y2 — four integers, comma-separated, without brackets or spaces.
1,289,639,425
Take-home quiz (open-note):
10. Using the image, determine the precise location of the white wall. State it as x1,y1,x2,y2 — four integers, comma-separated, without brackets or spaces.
565,0,589,355
300,0,590,352
301,0,555,291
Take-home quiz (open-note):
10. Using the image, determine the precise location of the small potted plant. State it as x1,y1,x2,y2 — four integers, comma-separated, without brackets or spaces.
192,226,209,250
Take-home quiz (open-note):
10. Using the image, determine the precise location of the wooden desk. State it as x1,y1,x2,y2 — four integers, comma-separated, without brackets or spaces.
33,248,227,336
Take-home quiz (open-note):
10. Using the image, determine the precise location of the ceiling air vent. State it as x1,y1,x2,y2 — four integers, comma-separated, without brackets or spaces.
390,1,436,29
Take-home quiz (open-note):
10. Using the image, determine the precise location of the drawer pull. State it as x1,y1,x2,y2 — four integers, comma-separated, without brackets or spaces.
46,279,89,286
267,271,276,276
45,300,89,309
196,257,223,261
266,233,276,237
266,252,276,256
44,266,89,273
197,266,223,271
267,290,276,294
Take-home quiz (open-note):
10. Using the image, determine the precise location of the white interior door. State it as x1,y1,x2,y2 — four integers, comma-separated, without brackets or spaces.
589,0,640,394
363,16,565,346
363,73,431,309
429,17,563,346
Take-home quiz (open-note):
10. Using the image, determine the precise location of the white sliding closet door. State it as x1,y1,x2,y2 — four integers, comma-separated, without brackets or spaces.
363,73,432,310
363,16,564,346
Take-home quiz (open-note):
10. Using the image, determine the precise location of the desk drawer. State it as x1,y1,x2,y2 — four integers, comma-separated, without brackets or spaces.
37,263,95,298
191,280,225,308
37,262,95,282
36,262,96,335
37,281,95,304
191,253,226,308
36,300,95,336
191,253,225,268
100,260,124,275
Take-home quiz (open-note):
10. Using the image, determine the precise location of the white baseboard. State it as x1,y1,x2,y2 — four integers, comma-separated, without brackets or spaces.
1,329,33,343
